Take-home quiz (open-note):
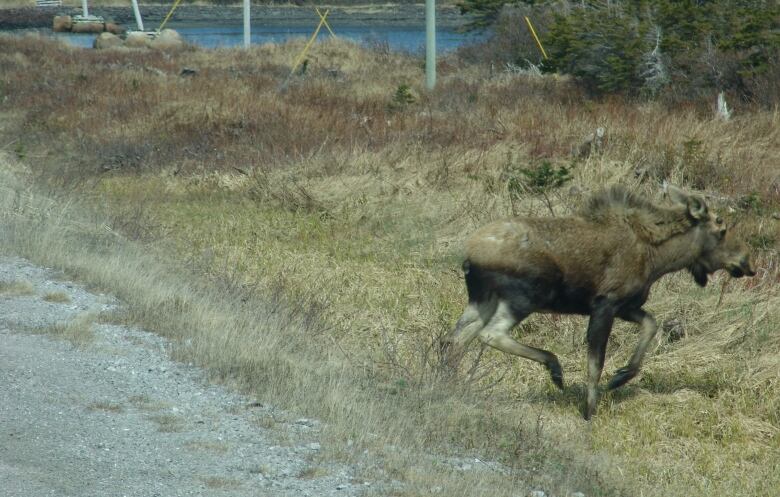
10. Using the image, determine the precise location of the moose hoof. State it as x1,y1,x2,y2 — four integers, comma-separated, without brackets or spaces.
608,366,637,390
546,360,564,390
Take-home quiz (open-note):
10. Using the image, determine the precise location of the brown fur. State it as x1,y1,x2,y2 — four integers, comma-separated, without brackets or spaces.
444,185,753,420
581,187,699,244
691,230,756,281
465,186,713,301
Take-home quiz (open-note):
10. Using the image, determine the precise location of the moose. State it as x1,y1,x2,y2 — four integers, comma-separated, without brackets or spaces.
443,185,755,419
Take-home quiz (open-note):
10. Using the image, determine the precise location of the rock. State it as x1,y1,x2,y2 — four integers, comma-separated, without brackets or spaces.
307,442,321,451
149,29,185,50
125,31,151,48
52,15,72,32
336,483,348,490
94,32,122,50
105,22,125,35
662,318,685,342
180,67,198,77
772,212,780,220
572,493,586,497
71,22,104,34
529,491,546,497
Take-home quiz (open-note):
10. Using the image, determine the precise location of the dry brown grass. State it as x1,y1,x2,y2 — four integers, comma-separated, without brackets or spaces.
43,290,71,303
0,279,34,296
87,401,124,413
148,413,186,433
1,34,778,497
38,312,97,347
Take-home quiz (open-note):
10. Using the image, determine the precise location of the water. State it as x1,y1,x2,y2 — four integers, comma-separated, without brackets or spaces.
46,24,484,52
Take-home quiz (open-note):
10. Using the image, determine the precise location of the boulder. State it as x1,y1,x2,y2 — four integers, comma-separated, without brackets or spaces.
93,32,123,50
149,29,185,50
105,22,125,35
52,15,72,32
124,31,151,48
71,22,104,34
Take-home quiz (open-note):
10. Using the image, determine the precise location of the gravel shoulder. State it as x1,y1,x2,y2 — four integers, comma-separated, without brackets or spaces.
0,255,373,497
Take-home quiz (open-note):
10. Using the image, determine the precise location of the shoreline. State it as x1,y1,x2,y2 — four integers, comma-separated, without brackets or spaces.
0,4,474,30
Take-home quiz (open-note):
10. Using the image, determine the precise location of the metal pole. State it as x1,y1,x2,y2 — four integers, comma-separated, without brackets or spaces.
425,0,436,90
243,0,250,48
131,0,144,31
81,0,88,17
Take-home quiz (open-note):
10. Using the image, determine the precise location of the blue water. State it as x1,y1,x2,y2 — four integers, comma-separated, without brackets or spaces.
48,24,483,52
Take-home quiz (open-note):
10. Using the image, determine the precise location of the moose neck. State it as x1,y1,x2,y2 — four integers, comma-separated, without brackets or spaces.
647,226,705,282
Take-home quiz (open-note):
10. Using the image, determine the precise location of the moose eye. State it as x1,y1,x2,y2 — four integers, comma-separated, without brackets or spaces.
716,216,723,224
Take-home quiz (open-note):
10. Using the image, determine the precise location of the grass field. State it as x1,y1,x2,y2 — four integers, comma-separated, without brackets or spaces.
1,33,778,496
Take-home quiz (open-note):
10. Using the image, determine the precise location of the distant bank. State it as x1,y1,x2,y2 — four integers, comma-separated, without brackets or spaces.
0,4,474,30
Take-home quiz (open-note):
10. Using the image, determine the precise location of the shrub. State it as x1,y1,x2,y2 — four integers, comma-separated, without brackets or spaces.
460,1,780,102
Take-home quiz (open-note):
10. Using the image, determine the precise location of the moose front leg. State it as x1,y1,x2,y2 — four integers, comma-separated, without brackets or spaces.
608,308,658,390
585,300,615,420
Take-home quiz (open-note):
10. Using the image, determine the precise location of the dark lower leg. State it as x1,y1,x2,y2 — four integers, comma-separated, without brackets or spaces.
608,309,657,390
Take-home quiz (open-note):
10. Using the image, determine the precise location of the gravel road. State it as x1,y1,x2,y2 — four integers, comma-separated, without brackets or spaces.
0,256,373,497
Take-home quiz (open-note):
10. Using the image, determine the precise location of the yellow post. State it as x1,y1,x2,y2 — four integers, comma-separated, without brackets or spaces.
524,16,548,60
159,0,184,31
315,7,336,38
288,10,329,79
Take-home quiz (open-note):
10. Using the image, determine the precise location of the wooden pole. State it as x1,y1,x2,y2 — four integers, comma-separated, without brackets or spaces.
425,0,436,90
81,0,88,17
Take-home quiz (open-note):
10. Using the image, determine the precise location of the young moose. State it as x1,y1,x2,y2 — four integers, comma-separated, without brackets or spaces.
443,185,755,419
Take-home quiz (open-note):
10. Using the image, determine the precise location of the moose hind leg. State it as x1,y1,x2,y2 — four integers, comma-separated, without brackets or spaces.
608,309,658,390
441,298,497,367
477,301,564,389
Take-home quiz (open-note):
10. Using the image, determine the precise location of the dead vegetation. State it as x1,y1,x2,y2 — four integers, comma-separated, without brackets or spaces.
0,279,34,296
37,312,97,347
0,33,778,497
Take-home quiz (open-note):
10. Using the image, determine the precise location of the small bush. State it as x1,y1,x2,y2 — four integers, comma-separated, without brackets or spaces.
391,84,417,108
459,1,780,102
543,0,780,100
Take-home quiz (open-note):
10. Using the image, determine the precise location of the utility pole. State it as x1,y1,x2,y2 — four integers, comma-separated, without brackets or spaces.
131,0,144,31
425,0,436,89
243,0,250,48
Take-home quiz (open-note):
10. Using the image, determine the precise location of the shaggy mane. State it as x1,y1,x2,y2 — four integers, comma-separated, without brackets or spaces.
580,186,693,245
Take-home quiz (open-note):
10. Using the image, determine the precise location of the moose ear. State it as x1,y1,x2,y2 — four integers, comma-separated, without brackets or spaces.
687,195,708,220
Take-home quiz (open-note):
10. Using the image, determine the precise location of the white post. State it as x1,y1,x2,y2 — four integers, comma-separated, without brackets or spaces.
243,0,250,48
425,0,436,90
131,0,144,31
81,0,88,17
